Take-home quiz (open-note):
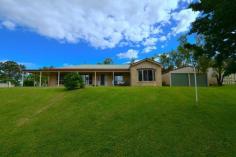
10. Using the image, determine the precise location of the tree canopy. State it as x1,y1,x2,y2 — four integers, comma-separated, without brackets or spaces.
0,61,25,85
103,58,113,64
187,0,236,85
156,35,193,73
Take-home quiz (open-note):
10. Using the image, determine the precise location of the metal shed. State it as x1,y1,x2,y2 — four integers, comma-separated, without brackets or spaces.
162,67,208,87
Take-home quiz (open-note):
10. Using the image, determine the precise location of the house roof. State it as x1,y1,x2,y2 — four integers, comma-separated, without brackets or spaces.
23,64,131,72
60,64,130,70
162,66,202,75
130,58,162,67
23,58,162,72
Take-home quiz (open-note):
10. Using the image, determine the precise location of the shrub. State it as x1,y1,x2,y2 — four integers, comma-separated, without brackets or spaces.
24,79,34,86
64,73,84,90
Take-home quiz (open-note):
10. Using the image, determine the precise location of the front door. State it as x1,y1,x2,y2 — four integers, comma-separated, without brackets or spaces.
100,74,105,86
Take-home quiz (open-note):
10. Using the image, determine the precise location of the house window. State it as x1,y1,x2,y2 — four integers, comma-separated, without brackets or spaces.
138,70,142,81
81,74,92,85
114,76,124,85
59,75,64,84
137,69,155,81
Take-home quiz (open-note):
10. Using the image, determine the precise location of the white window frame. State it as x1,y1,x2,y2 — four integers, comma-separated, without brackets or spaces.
137,69,156,81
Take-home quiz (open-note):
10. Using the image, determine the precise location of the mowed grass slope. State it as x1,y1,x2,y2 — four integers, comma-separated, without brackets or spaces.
0,86,235,157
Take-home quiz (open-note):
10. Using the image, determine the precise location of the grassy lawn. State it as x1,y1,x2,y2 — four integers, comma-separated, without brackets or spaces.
0,86,235,157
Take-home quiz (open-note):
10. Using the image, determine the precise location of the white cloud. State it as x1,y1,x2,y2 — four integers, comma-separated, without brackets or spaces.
0,0,198,49
142,37,158,53
117,49,138,59
181,0,195,3
171,9,199,34
124,59,140,64
143,46,157,53
1,20,15,30
0,59,8,63
159,36,167,42
143,37,158,46
154,57,160,62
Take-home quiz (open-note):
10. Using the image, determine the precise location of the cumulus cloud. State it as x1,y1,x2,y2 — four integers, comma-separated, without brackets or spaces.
171,9,199,34
142,35,167,53
117,49,138,59
124,59,140,64
1,20,16,30
0,0,198,49
159,36,167,42
142,37,159,53
143,46,157,53
143,38,158,46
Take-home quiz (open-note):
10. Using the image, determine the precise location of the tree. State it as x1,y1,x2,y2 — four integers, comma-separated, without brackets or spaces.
156,50,185,73
176,34,192,67
184,35,211,73
188,0,236,85
169,50,183,68
130,58,136,64
161,35,193,71
23,73,43,87
159,53,173,73
196,54,212,73
64,73,84,90
97,58,113,64
103,58,113,64
23,74,35,87
0,61,25,86
40,66,54,70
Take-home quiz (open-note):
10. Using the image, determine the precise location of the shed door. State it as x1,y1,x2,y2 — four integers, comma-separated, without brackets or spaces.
171,73,189,86
190,74,208,87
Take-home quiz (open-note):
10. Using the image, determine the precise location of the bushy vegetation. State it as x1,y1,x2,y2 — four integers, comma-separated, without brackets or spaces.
0,61,25,86
23,79,34,86
24,74,49,87
64,72,84,90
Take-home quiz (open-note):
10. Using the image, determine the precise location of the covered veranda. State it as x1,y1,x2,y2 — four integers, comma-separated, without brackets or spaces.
22,69,130,87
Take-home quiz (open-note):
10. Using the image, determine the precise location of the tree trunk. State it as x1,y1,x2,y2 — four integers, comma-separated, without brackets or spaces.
215,66,225,86
217,78,223,86
216,72,224,86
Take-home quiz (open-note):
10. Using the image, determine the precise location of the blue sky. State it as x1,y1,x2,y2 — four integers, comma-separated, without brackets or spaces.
0,0,198,69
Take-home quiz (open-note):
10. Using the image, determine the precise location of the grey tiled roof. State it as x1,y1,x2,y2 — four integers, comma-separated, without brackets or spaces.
60,64,130,70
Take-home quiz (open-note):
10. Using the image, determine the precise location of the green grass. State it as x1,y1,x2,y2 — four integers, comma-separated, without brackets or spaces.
0,86,235,157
